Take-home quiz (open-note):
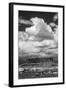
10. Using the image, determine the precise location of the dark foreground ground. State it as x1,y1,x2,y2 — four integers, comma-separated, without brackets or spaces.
18,56,58,79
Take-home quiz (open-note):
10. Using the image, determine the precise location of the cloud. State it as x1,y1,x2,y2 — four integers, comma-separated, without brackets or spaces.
53,14,58,21
19,17,58,58
19,40,58,58
25,17,54,40
19,19,33,25
18,31,29,41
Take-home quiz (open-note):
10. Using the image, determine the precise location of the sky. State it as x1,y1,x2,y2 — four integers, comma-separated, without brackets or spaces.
19,10,58,31
18,13,58,58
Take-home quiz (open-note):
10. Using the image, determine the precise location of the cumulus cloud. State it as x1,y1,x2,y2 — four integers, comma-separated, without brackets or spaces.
19,17,58,58
25,17,54,40
18,31,29,41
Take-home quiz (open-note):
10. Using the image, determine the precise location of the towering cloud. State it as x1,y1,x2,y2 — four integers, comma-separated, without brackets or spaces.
19,17,58,57
25,17,54,41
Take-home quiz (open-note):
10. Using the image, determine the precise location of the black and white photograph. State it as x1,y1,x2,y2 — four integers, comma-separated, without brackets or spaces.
9,3,64,87
18,11,58,79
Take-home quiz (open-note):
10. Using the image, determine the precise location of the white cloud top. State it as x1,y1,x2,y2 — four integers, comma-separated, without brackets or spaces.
25,17,54,40
19,17,58,58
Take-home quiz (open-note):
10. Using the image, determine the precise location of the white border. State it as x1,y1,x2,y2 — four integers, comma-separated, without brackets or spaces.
13,5,63,85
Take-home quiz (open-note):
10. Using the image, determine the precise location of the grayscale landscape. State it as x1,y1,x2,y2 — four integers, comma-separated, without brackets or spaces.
18,11,58,79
